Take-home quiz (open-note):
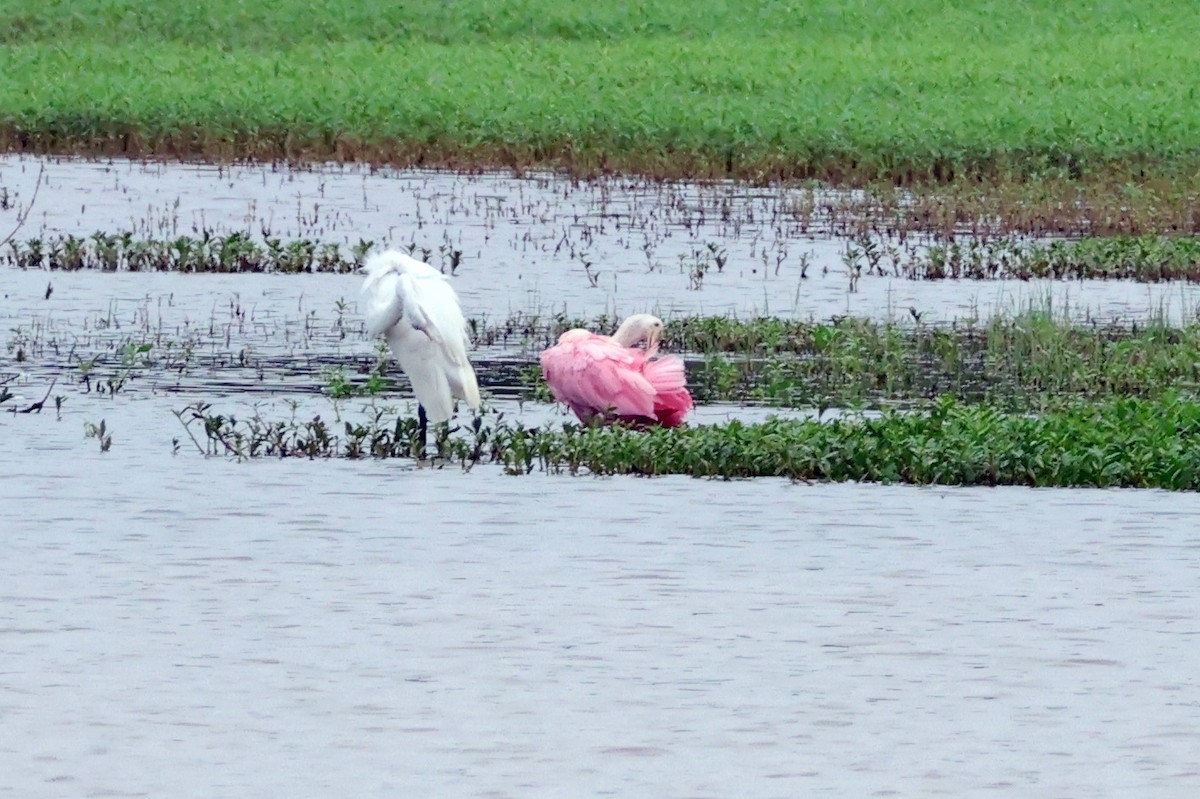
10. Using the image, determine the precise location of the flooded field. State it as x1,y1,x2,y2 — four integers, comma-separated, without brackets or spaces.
3,155,1200,796
5,154,1200,326
6,154,1200,405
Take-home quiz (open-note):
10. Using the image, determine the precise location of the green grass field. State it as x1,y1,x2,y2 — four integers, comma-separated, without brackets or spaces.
2,1,1199,182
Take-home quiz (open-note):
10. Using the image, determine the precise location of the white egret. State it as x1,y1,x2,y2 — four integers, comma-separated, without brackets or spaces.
361,250,481,446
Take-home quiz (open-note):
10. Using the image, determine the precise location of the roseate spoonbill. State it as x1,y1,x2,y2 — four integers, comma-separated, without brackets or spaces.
361,250,480,443
540,314,693,428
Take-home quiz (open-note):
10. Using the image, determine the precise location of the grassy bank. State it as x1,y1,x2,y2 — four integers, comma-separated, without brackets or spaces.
176,394,1200,489
2,1,1199,183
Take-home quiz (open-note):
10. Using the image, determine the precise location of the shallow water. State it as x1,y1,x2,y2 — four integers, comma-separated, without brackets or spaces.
4,154,1200,325
2,401,1199,797
5,155,1200,410
3,156,1200,797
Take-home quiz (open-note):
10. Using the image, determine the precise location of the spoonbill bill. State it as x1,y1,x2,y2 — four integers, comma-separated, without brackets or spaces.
540,314,693,428
361,250,480,441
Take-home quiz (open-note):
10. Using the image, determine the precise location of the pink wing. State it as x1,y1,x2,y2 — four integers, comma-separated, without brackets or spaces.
540,332,658,421
642,355,694,427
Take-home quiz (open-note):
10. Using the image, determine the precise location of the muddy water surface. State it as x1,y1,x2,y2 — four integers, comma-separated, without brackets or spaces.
2,402,1199,797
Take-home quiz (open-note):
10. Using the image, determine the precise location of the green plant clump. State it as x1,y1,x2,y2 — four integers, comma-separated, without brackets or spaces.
912,236,1200,282
176,394,1200,490
2,231,369,273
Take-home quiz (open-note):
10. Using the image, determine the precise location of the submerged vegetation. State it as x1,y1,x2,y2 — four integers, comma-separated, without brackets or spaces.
2,1,1200,184
174,394,1200,490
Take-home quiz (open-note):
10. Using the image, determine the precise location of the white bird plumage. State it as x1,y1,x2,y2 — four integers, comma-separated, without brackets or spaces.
361,250,480,424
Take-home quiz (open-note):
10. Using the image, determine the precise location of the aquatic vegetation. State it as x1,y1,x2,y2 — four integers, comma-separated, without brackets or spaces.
906,236,1200,282
174,394,1200,490
0,375,64,416
3,231,366,273
323,366,386,401
72,342,154,395
12,232,1200,284
7,296,1200,411
865,177,1200,239
515,364,554,404
83,418,112,452
682,311,1200,409
501,308,1200,411
174,401,449,462
2,2,1200,184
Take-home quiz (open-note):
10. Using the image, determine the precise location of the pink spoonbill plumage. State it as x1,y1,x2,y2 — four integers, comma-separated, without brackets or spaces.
540,314,693,428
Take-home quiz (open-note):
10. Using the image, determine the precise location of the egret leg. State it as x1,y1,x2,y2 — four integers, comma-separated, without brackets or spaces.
416,404,428,460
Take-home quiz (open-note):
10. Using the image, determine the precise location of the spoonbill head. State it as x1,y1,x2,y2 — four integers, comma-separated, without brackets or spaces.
610,313,666,352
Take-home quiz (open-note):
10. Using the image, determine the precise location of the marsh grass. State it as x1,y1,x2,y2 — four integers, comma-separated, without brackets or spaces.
176,394,1200,490
867,177,1200,239
2,231,368,273
3,2,1200,183
8,298,1200,410
175,400,467,462
908,236,1200,282
676,311,1200,409
11,233,1200,282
